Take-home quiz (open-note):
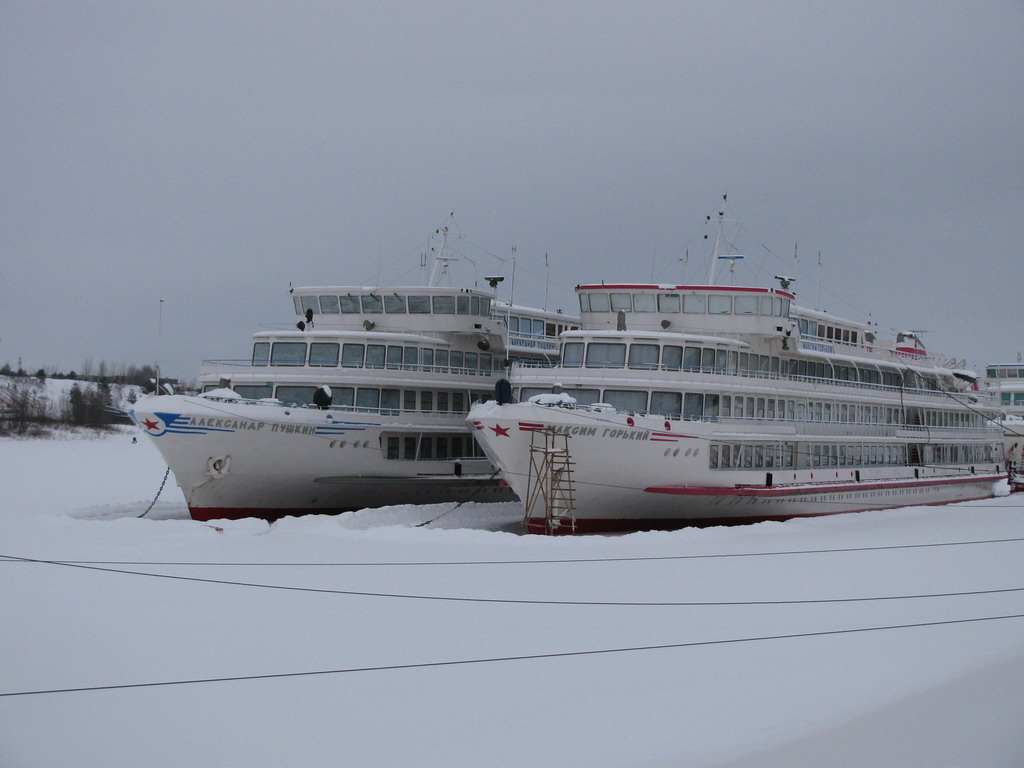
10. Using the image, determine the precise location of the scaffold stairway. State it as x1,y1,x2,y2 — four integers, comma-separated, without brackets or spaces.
524,428,577,535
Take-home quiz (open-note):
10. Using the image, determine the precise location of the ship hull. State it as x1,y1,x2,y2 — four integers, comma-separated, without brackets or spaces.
133,394,515,522
469,401,1004,534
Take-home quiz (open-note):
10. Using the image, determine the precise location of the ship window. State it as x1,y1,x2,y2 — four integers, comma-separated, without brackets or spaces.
570,388,600,405
480,353,492,371
435,350,449,368
386,346,404,368
633,293,656,312
684,347,702,369
381,389,400,412
533,319,545,335
708,295,732,314
456,295,469,314
721,395,732,417
432,296,455,314
437,392,449,412
703,395,719,417
522,387,551,400
340,295,361,313
480,298,491,316
610,293,632,312
233,385,272,399
319,296,340,313
603,390,647,412
683,393,704,418
271,342,306,366
471,296,480,315
735,295,758,315
651,391,682,417
464,352,478,372
404,391,416,410
384,295,407,313
354,388,379,409
586,343,626,367
403,347,418,367
325,387,350,407
657,293,680,313
662,346,683,370
300,296,320,314
275,386,317,405
453,392,465,412
578,294,590,312
386,437,399,460
341,344,364,367
408,295,431,314
364,345,385,367
293,297,302,314
421,391,433,411
589,293,610,312
310,343,340,367
421,348,434,368
361,295,383,314
628,344,660,369
683,294,706,314
563,342,584,366
701,348,716,368
419,437,432,458
450,351,464,370
760,296,773,315
252,342,270,367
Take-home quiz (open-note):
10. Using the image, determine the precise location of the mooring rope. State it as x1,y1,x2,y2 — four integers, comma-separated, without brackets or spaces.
137,467,171,519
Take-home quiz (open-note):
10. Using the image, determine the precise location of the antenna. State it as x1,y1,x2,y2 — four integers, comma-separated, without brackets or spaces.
816,251,823,311
156,299,164,394
544,252,550,312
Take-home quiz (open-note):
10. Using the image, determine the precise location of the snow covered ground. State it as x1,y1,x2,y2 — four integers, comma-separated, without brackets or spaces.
2,429,1023,767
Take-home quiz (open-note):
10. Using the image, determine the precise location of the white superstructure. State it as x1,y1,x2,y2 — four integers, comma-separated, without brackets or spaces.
469,219,1004,534
133,228,577,521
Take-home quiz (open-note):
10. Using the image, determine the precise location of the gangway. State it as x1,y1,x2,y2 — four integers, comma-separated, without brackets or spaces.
524,428,577,534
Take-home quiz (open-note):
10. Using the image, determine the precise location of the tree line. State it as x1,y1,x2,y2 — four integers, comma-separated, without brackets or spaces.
0,361,175,436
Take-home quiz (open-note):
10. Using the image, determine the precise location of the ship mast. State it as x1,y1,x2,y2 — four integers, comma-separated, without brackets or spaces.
426,223,456,287
705,207,726,284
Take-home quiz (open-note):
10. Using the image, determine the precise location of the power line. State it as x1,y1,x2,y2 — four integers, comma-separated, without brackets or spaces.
3,612,1021,699
3,535,1023,568
3,554,1022,607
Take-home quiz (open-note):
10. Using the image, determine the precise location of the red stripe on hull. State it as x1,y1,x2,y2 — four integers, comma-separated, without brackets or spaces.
524,492,998,535
189,506,361,523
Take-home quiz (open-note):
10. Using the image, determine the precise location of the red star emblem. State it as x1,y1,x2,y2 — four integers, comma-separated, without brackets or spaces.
489,424,511,437
141,418,160,431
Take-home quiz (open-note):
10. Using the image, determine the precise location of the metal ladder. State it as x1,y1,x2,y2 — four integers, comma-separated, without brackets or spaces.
524,428,577,534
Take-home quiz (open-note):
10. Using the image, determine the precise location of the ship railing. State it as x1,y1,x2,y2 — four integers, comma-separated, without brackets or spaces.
528,400,1000,434
201,360,501,377
200,393,479,418
512,361,988,400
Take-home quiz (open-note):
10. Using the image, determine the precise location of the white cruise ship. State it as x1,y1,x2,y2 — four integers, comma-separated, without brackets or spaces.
469,217,1005,534
132,228,577,521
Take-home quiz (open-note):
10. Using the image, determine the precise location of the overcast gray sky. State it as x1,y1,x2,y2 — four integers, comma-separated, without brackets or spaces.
3,1,1022,379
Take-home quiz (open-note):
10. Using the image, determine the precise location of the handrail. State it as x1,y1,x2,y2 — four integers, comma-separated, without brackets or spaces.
201,360,500,377
511,360,985,400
